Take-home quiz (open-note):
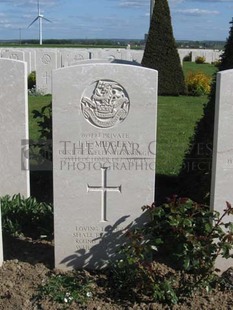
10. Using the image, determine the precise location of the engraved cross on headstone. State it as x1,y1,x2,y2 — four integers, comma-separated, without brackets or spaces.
87,167,122,222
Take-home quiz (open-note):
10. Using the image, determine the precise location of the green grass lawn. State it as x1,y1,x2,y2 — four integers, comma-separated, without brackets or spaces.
156,95,207,176
28,95,51,141
183,61,217,78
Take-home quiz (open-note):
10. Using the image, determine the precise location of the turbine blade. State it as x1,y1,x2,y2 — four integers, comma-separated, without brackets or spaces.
38,0,40,15
27,16,39,28
42,17,52,23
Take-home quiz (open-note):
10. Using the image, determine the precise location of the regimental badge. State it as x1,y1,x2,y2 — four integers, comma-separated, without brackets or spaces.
81,80,130,128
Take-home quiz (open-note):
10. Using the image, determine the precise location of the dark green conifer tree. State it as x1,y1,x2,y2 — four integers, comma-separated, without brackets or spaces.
177,18,233,203
142,0,186,95
219,18,233,71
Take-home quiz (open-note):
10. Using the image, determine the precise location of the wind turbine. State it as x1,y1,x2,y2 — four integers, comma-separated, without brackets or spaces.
28,0,52,45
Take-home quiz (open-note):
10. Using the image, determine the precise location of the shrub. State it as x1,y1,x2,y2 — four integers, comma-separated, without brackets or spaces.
111,197,233,305
186,71,211,96
195,56,206,64
212,59,221,68
1,194,53,239
183,53,191,62
28,71,36,90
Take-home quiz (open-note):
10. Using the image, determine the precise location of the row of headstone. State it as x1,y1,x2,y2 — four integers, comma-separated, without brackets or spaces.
0,47,224,94
0,56,231,272
178,48,223,64
0,47,223,72
191,49,223,64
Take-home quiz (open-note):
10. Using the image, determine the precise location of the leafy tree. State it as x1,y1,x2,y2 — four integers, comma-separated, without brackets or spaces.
142,0,186,95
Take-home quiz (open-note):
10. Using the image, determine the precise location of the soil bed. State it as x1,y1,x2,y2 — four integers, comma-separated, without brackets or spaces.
1,234,233,310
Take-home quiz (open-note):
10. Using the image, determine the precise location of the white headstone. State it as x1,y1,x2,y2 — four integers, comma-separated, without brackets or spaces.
211,69,233,272
130,50,144,64
53,63,157,270
61,49,90,67
1,49,25,61
90,48,123,61
191,49,216,64
36,50,57,94
0,59,30,197
28,49,36,72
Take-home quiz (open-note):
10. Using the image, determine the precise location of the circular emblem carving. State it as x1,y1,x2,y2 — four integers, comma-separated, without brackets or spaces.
41,54,51,64
81,80,130,128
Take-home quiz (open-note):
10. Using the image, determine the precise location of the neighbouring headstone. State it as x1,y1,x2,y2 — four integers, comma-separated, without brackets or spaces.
28,49,36,72
0,202,3,267
211,69,233,272
53,63,157,270
1,49,25,61
61,49,90,67
36,50,57,94
90,48,124,61
191,49,216,64
177,49,191,65
0,59,30,197
130,50,144,64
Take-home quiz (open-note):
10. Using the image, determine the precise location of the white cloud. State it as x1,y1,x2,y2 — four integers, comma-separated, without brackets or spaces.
111,0,148,9
174,8,219,16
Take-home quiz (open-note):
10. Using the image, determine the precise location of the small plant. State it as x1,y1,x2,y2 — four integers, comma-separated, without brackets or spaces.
110,197,233,305
143,197,233,274
195,56,206,64
32,101,52,141
186,71,211,96
37,273,93,307
31,101,53,164
28,85,46,96
1,194,53,239
212,59,221,68
183,53,191,62
28,71,36,90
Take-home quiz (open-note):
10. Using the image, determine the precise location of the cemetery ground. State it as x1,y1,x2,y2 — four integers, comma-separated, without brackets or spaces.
1,61,233,309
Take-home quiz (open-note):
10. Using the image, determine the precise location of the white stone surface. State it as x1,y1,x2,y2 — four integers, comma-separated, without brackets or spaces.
23,50,32,74
28,49,36,72
61,49,90,67
130,50,144,63
53,63,157,270
191,49,222,64
1,49,25,61
0,59,30,197
0,202,3,267
177,49,191,64
90,48,124,61
36,50,57,94
211,69,233,272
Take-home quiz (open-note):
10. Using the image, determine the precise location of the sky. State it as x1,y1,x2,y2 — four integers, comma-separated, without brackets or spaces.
0,0,232,41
